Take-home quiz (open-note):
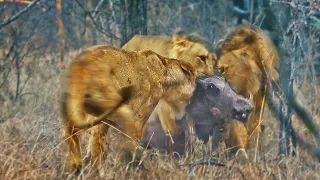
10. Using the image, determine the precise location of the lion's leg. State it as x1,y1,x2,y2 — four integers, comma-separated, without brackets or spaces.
225,120,248,159
64,125,82,174
61,90,85,174
84,83,136,166
90,124,109,168
106,104,144,167
86,83,140,162
157,99,177,135
109,104,140,149
184,116,194,158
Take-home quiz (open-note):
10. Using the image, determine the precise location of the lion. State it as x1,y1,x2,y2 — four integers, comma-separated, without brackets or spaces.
122,30,215,76
61,45,197,173
215,23,279,157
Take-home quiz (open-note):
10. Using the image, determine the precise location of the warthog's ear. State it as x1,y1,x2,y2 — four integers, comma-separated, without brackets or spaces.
195,78,205,88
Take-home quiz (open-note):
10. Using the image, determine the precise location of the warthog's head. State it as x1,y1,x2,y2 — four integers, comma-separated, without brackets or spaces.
193,76,253,122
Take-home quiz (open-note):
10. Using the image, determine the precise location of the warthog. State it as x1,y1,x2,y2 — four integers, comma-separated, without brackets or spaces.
141,76,252,156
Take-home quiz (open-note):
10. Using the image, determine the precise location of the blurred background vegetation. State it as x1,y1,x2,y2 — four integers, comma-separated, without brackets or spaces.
0,0,319,103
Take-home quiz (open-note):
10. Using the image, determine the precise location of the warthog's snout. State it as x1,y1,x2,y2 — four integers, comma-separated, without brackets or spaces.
232,97,253,122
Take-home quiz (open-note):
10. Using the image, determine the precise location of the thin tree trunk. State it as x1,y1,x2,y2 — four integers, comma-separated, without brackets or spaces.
120,0,128,46
278,3,296,157
15,52,20,101
120,0,147,46
56,0,65,63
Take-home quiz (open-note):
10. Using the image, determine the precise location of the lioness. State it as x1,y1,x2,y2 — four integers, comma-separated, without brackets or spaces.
215,23,279,157
61,45,196,173
122,30,215,76
122,31,216,152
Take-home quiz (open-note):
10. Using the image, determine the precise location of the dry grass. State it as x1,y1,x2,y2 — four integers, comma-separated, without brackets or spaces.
0,52,320,180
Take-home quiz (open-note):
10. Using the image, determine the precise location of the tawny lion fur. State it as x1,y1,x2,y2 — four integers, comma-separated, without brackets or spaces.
122,30,215,76
215,23,279,156
61,45,196,172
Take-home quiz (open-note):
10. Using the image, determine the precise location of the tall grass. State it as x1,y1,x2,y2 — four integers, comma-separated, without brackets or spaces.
0,50,319,179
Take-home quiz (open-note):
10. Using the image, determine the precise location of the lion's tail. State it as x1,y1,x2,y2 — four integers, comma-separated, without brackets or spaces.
61,62,134,130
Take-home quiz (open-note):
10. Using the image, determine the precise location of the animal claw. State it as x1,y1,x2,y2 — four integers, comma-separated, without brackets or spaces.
235,148,249,160
167,131,175,145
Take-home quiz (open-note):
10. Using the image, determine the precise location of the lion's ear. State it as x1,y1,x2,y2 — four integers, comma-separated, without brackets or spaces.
172,33,192,51
172,31,183,41
151,53,169,66
180,63,195,76
158,55,169,65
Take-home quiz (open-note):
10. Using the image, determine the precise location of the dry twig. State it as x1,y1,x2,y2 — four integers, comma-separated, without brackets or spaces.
0,0,40,29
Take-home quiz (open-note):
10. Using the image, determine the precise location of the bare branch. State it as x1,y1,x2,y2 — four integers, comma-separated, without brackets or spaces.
92,0,105,18
74,0,120,40
288,93,320,145
0,0,32,4
291,128,320,161
187,158,225,175
0,0,40,29
267,83,320,160
232,6,250,15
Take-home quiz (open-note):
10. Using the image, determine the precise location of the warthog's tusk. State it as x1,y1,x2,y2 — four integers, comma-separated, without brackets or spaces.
242,113,247,118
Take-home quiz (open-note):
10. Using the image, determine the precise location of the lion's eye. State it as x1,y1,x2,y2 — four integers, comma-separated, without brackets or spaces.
198,56,207,62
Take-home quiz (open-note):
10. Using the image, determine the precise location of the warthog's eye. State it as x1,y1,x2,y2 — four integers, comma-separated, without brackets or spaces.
198,55,207,62
207,83,220,96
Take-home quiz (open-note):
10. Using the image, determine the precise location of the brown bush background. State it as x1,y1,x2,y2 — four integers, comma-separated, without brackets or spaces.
0,0,319,179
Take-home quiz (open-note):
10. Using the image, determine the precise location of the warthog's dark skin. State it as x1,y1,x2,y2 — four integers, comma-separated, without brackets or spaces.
141,76,253,156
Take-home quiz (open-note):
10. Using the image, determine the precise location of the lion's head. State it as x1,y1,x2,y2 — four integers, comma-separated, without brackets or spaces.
215,24,279,97
171,30,216,76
